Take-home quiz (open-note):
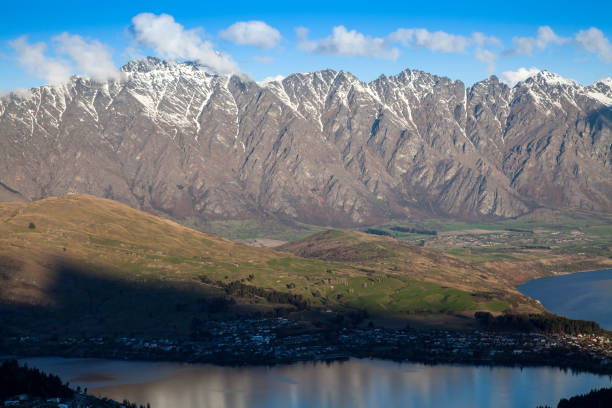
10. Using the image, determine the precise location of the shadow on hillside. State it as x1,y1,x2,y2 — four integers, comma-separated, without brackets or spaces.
0,260,273,339
586,106,612,139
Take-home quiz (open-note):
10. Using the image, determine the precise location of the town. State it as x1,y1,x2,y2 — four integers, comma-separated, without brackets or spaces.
5,318,612,375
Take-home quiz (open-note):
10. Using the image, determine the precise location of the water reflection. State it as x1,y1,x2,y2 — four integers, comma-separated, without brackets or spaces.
20,357,612,408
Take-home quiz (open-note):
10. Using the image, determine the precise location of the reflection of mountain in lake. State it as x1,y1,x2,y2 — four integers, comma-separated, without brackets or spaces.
18,357,612,408
518,269,612,330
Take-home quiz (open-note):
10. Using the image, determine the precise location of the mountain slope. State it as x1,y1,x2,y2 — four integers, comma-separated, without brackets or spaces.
0,195,541,337
0,58,610,226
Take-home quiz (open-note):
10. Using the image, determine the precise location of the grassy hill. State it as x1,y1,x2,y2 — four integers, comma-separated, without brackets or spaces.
0,195,543,337
198,210,612,286
351,211,612,280
279,230,544,317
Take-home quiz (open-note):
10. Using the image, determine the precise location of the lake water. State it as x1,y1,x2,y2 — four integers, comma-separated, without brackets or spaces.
518,268,612,330
14,269,612,407
17,357,612,408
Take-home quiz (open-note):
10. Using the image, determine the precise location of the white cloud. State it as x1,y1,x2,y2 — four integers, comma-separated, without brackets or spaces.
131,13,239,74
388,28,470,53
575,27,612,63
388,28,502,71
501,67,541,86
220,21,281,49
512,26,569,55
253,55,274,63
12,88,33,99
475,49,498,73
123,44,145,61
53,33,120,81
8,35,72,85
297,26,400,60
258,74,285,85
472,32,502,47
296,27,310,43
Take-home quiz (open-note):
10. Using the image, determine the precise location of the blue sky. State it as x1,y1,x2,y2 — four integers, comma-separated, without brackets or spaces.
1,0,611,92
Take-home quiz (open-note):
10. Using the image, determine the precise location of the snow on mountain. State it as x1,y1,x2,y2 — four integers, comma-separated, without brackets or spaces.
0,58,610,223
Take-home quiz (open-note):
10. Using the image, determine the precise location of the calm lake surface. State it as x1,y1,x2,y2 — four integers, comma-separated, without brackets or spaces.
18,357,612,408
518,268,612,330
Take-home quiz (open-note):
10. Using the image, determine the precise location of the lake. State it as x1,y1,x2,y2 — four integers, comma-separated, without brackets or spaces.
17,356,612,408
518,268,612,330
14,269,612,407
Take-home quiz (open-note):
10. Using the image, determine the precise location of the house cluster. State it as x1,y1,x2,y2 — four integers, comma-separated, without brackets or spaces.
429,228,590,250
2,392,131,408
3,394,67,408
7,318,612,372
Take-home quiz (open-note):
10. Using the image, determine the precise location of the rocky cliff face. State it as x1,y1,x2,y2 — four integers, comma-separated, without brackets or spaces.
0,57,610,225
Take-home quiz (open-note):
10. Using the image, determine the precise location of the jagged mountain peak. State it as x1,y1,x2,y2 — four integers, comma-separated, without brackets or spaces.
593,77,612,88
469,75,508,92
257,75,286,86
121,56,175,73
334,70,362,83
1,59,611,224
511,69,612,108
257,70,339,98
591,77,612,95
119,57,243,87
391,68,441,84
519,70,579,88
481,75,504,86
281,69,338,85
121,57,207,74
487,74,501,84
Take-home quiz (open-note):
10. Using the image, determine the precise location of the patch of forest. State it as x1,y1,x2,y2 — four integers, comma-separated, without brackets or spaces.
199,276,309,310
475,312,607,336
537,386,612,408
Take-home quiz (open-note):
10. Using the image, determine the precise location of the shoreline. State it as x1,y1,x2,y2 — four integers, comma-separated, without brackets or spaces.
516,268,612,331
9,350,612,377
521,266,612,281
4,324,611,376
515,266,612,288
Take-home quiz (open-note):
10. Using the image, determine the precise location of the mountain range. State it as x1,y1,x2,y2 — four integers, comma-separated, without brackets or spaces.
1,57,610,226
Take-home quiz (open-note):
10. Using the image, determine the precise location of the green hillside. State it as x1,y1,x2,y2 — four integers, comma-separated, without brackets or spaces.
0,195,542,337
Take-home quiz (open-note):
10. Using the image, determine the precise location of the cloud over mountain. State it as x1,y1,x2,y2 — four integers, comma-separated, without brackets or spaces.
9,36,73,85
220,21,281,49
575,27,612,63
4,13,611,92
501,67,541,85
297,26,400,60
53,33,120,82
510,26,569,55
131,13,239,74
388,28,470,53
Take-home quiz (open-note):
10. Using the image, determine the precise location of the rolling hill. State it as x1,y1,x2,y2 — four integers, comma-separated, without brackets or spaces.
0,195,547,338
279,230,544,315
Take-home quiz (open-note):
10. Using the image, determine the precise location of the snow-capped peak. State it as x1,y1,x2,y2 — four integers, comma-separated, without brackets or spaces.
257,75,285,86
585,77,612,107
592,77,612,90
121,57,172,73
531,70,578,87
120,57,218,76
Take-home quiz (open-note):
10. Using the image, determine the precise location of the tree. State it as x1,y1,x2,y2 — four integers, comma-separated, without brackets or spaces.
28,222,36,229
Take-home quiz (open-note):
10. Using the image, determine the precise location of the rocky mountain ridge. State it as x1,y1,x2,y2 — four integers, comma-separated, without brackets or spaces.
0,57,610,225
